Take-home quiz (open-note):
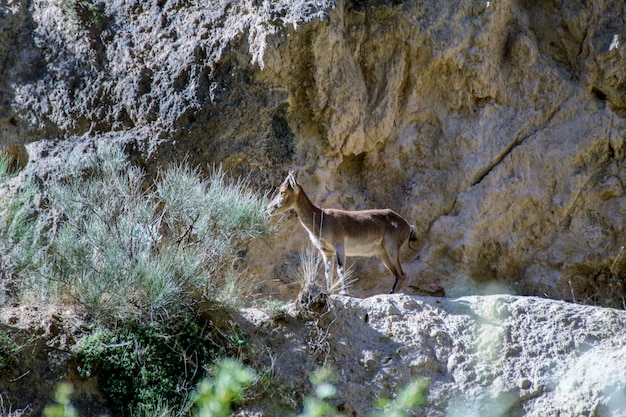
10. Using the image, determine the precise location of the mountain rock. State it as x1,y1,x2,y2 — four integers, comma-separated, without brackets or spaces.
241,294,626,416
1,0,626,413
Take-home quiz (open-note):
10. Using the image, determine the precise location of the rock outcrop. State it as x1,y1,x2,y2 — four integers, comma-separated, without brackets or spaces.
253,0,626,302
242,294,626,416
2,294,625,416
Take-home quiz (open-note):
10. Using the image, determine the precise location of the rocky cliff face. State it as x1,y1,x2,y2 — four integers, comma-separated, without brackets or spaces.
2,0,625,303
1,1,626,414
255,0,626,302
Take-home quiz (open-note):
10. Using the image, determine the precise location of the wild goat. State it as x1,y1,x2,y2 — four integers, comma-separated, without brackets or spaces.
267,171,417,294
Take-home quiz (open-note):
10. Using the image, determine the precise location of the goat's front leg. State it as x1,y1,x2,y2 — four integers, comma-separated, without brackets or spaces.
320,249,335,293
335,244,348,295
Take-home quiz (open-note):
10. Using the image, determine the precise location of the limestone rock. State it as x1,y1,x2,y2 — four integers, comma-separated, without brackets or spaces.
241,294,626,416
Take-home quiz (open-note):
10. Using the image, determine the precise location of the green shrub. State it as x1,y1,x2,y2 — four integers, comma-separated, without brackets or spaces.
0,155,47,301
156,164,271,291
77,317,221,413
0,331,19,370
48,156,168,319
1,143,273,413
0,181,42,275
2,143,270,322
45,147,205,321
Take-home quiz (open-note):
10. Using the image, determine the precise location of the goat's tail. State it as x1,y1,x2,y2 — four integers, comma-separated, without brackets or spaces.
408,225,419,251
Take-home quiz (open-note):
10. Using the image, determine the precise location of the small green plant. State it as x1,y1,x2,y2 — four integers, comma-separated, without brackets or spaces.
192,358,256,417
297,365,427,417
371,378,428,417
299,366,345,417
43,383,78,417
0,331,19,370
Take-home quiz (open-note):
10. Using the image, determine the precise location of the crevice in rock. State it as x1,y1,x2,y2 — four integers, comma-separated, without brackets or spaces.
591,86,608,101
469,97,568,187
469,133,527,187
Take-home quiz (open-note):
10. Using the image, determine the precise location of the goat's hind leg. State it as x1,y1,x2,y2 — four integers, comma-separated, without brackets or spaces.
378,246,406,294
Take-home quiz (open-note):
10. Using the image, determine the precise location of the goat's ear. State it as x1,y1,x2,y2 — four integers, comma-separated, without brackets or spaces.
287,170,297,189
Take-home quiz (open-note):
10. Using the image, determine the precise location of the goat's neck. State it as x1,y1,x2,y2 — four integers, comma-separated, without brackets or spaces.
294,187,323,237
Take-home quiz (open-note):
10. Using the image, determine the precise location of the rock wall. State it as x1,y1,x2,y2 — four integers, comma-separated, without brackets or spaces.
1,0,625,302
255,0,626,302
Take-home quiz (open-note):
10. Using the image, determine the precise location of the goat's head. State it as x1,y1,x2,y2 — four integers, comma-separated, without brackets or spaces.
267,170,300,216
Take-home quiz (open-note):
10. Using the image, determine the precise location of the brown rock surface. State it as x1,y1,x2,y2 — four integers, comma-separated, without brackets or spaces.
253,0,626,302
